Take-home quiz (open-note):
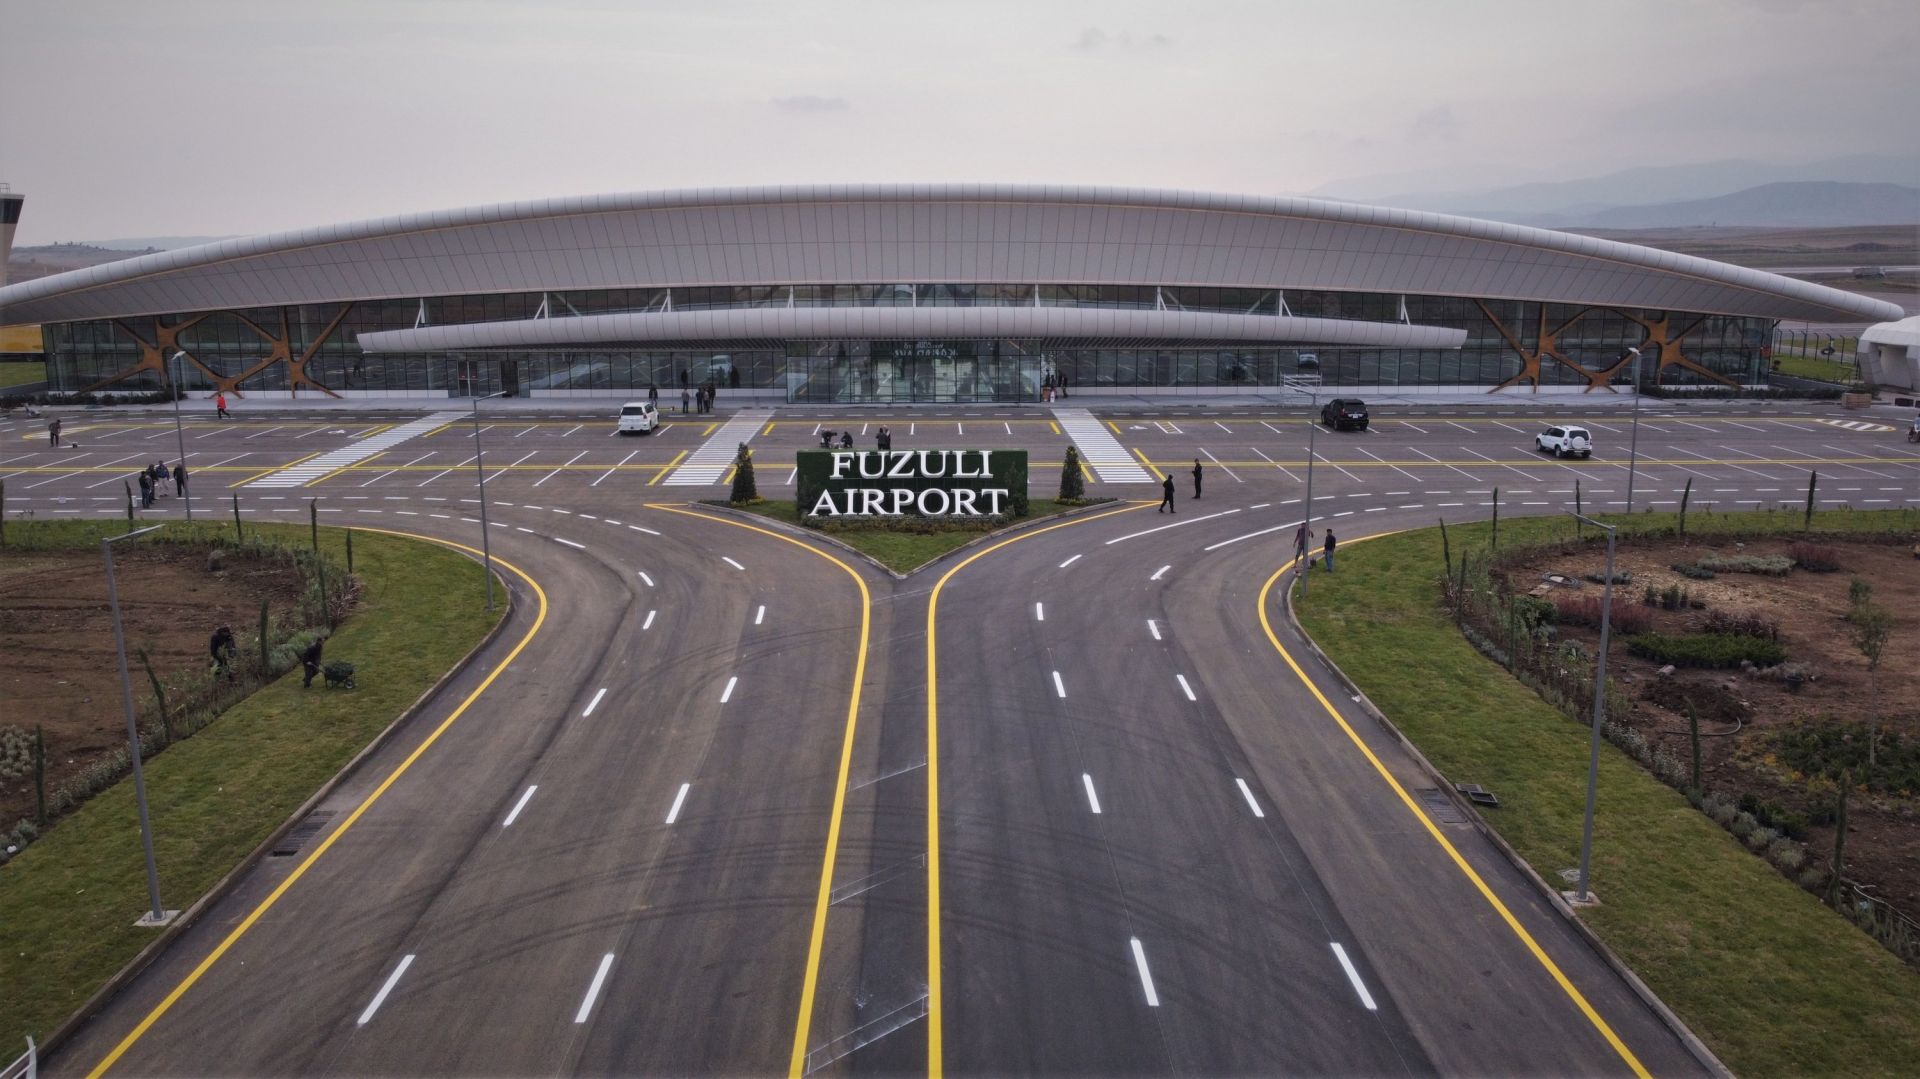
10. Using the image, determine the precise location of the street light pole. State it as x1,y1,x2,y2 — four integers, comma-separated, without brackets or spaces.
1300,388,1319,597
471,390,509,610
103,524,175,926
168,351,192,521
1624,347,1643,514
1570,512,1617,905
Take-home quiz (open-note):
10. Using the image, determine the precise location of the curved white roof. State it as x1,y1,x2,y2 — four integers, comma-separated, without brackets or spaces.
0,184,1902,326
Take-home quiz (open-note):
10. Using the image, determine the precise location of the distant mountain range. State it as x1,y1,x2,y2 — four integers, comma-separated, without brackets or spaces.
1315,153,1920,227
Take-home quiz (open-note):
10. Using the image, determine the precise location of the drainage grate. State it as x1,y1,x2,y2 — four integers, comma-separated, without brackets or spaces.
271,810,336,857
1415,789,1469,826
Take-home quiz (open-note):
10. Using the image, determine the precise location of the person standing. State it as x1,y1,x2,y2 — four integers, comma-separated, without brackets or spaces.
215,391,231,419
1293,522,1315,566
49,417,62,448
1159,473,1176,513
1058,371,1070,399
647,383,659,406
681,387,691,414
1323,530,1337,573
173,461,188,499
138,469,154,508
301,636,325,688
1191,458,1203,499
210,625,236,678
876,425,892,451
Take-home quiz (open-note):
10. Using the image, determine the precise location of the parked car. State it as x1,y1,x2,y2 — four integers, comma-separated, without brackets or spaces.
1295,352,1320,369
1320,398,1369,431
617,400,660,435
1534,425,1593,458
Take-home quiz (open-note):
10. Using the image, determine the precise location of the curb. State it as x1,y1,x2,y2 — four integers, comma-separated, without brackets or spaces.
38,552,519,1066
1278,568,1733,1079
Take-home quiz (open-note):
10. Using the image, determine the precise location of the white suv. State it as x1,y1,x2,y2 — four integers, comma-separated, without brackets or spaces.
1535,425,1593,459
617,401,660,435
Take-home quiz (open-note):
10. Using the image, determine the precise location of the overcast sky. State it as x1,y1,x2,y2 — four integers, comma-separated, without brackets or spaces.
3,0,1915,244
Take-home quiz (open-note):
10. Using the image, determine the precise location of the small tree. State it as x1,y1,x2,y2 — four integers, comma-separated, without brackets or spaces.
139,647,173,746
729,443,758,503
1848,600,1892,766
1687,701,1702,792
1828,770,1852,908
1059,446,1086,501
1678,477,1693,537
33,725,47,826
258,598,272,675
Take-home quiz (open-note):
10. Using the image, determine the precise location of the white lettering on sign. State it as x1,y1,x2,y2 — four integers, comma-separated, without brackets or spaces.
808,449,1016,518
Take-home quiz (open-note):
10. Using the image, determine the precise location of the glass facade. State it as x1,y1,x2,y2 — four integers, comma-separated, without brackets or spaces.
42,284,1773,402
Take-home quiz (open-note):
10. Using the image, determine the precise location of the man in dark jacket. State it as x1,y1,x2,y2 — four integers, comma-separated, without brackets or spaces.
210,625,236,677
1192,458,1203,499
1323,530,1337,573
301,637,325,688
1159,474,1175,513
172,461,188,498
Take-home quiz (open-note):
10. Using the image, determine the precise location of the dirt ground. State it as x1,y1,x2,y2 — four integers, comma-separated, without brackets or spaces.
0,546,308,830
1502,537,1920,913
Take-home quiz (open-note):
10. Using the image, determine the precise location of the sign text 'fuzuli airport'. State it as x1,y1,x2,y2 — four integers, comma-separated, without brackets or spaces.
797,449,1030,518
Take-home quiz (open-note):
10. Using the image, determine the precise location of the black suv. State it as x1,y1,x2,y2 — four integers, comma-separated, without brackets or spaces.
1320,398,1369,431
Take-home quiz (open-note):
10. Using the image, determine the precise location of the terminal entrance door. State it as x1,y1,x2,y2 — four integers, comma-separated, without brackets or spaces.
786,342,1042,403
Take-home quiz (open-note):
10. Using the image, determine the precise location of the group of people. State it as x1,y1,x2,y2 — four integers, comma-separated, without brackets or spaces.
1041,372,1071,403
1157,457,1208,511
136,459,188,508
818,425,892,450
210,623,327,687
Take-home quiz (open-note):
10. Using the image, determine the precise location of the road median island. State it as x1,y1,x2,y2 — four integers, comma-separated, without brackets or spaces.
0,521,505,1053
1291,510,1920,1076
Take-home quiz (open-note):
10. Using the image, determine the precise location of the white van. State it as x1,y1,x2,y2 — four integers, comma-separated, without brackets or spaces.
617,400,660,435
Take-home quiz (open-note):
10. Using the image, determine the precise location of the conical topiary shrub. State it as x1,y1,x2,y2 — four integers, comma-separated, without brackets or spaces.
730,443,759,503
1058,445,1086,501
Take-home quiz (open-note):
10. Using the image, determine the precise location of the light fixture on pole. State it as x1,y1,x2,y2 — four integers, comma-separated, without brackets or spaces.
103,524,176,926
470,388,510,610
168,351,193,522
1569,511,1617,905
1623,347,1643,514
1300,387,1319,598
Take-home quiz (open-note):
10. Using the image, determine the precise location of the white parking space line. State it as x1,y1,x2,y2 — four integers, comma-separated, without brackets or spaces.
502,785,538,827
1147,619,1161,641
665,783,691,824
1176,674,1197,701
1311,447,1362,483
721,676,738,703
754,604,766,625
1249,446,1302,482
1201,447,1241,482
534,450,587,487
1408,446,1481,482
582,687,608,716
357,955,416,1026
1331,943,1379,1011
593,450,639,486
1130,938,1161,1007
1052,671,1067,698
1082,774,1103,814
1355,446,1420,483
1461,448,1539,481
1235,778,1265,818
575,954,616,1023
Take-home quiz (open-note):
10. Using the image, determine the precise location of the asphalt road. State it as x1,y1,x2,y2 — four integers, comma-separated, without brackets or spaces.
6,397,1917,1076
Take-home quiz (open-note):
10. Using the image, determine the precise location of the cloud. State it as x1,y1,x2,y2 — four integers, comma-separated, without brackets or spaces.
772,95,851,114
1072,28,1172,52
1406,106,1462,144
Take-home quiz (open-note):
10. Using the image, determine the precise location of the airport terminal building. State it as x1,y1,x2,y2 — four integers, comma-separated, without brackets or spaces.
0,185,1902,402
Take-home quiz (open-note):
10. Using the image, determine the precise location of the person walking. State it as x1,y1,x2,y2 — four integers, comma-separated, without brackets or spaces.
153,459,171,496
1058,371,1070,399
210,625,236,678
1293,522,1315,566
647,383,659,406
48,417,62,448
301,636,325,688
1323,530,1338,573
214,391,231,419
1159,473,1176,513
172,461,188,499
1191,458,1203,499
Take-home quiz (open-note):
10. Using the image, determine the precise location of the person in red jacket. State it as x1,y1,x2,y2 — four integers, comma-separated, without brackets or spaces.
215,391,231,419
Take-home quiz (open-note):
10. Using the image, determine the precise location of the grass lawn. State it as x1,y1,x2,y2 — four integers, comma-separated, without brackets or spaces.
1293,509,1920,1076
0,521,502,1050
1770,353,1859,383
0,361,47,389
722,497,1110,573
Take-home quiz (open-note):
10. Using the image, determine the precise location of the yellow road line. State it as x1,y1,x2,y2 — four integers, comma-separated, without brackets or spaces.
702,422,719,437
924,501,1154,1076
228,451,322,489
86,534,546,1079
721,466,737,485
1106,420,1122,434
642,504,872,1079
1049,421,1061,435
760,421,776,437
1131,447,1166,481
304,450,386,488
1255,561,1651,1079
648,450,688,486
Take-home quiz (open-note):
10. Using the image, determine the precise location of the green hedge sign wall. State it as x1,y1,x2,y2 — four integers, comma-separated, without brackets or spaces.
797,449,1029,519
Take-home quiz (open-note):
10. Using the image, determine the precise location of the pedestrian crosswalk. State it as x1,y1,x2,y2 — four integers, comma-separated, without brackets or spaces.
663,410,773,486
1053,407,1154,484
246,413,465,488
1817,419,1896,433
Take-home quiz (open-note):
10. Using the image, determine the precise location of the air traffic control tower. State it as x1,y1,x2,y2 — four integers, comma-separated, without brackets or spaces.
0,186,22,288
